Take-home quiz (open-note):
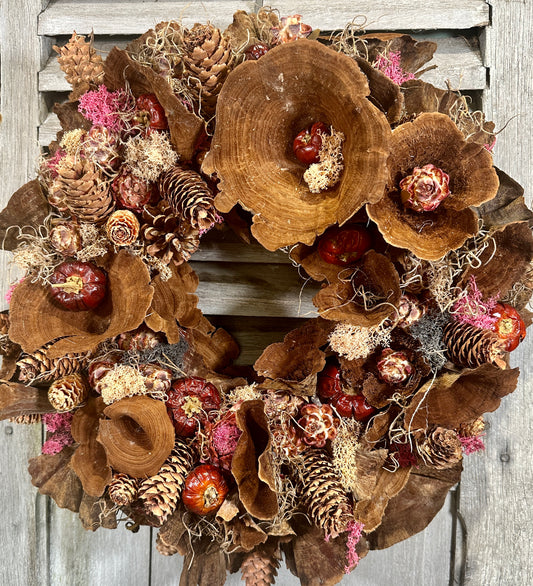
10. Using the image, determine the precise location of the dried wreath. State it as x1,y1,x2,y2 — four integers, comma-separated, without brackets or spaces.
1,9,532,586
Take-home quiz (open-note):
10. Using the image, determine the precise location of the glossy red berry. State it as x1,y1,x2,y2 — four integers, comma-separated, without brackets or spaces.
317,225,372,266
136,93,168,130
490,303,526,352
293,122,328,165
182,464,228,515
244,43,269,60
166,377,221,437
317,363,342,399
49,261,107,311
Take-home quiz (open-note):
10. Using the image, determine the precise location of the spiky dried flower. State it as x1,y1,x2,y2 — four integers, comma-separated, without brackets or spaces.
124,132,178,182
78,85,135,133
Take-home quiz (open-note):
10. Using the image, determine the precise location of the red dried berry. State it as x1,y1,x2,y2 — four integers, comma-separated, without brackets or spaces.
244,43,269,60
182,464,228,515
166,377,221,437
136,93,168,130
490,303,526,352
317,225,372,266
317,363,342,399
49,261,107,311
293,122,328,165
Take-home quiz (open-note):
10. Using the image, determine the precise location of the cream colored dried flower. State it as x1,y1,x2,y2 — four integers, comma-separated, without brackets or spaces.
98,364,147,404
303,128,345,193
60,129,86,155
328,321,393,360
124,132,178,182
332,419,362,493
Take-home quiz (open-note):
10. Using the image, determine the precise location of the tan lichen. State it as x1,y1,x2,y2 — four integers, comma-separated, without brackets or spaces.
60,129,86,155
98,364,147,405
76,222,110,262
303,128,345,193
124,132,178,182
328,320,393,360
331,419,362,493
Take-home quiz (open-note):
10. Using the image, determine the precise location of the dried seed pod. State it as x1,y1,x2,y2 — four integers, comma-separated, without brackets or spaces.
105,210,140,246
111,167,154,213
49,221,82,256
298,404,339,447
139,363,173,397
417,427,463,469
115,325,165,351
48,373,89,412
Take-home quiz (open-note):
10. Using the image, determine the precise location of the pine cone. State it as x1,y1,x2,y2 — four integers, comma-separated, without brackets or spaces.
137,439,196,525
105,210,140,246
53,32,104,97
141,200,200,266
271,423,305,459
418,427,463,469
241,547,281,586
159,167,218,232
443,320,506,369
182,24,234,117
50,220,82,256
457,416,485,438
111,167,154,213
48,373,89,412
108,473,140,506
51,155,114,223
9,414,42,425
299,448,353,538
298,404,339,448
17,345,91,384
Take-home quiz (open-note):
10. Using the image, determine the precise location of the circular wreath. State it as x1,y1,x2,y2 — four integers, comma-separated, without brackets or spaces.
1,10,532,585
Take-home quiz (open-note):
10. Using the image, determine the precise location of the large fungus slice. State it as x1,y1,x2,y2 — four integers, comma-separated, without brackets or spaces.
367,112,499,261
70,396,112,497
203,39,391,250
0,381,53,420
98,396,175,478
232,400,278,520
8,250,153,358
313,251,401,327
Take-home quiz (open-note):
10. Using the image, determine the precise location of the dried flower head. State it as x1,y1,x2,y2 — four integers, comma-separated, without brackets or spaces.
124,132,178,182
298,403,340,447
376,348,414,384
400,164,451,212
105,209,140,246
303,128,345,193
60,129,86,155
328,321,393,361
97,364,147,404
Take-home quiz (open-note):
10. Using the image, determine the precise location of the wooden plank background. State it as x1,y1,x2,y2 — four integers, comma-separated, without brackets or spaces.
0,0,531,584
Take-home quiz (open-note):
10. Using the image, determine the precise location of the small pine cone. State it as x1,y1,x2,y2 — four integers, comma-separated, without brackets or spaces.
9,414,42,425
182,24,234,117
443,320,506,368
53,32,104,95
240,548,281,586
155,532,179,556
81,126,120,173
263,390,305,421
50,220,82,256
139,363,173,398
105,210,140,246
298,404,340,448
111,167,154,213
159,167,218,232
299,448,353,538
137,439,196,525
141,200,200,266
108,473,140,506
457,416,485,438
396,293,426,328
115,325,165,351
51,155,114,223
418,427,463,469
17,345,91,384
48,373,89,412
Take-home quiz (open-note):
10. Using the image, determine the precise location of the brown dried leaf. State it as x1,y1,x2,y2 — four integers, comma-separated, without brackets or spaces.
9,250,154,358
404,364,519,432
179,538,227,586
104,47,204,161
478,168,533,229
313,251,401,326
354,466,411,532
71,396,112,497
226,513,268,553
53,101,92,133
363,405,401,445
290,243,349,284
0,381,54,421
254,318,333,396
223,9,279,48
204,39,390,250
351,448,388,501
79,493,117,531
459,222,533,300
185,315,240,372
28,446,84,512
367,463,462,549
98,396,175,478
232,400,278,520
0,180,50,251
158,507,190,557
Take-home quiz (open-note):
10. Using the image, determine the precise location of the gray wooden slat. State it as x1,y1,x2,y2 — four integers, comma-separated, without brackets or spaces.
38,1,258,35
48,510,152,586
38,34,486,92
459,1,533,584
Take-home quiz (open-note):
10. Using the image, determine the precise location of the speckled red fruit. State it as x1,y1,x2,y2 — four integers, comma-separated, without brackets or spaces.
244,43,269,60
490,303,526,351
136,94,168,130
317,225,372,266
182,464,228,515
166,377,221,437
49,261,107,311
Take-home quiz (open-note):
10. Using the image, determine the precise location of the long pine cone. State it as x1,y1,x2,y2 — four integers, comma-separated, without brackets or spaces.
443,320,506,368
241,547,281,586
137,439,195,525
141,200,200,266
51,155,114,223
159,167,218,232
17,344,92,384
299,448,353,539
182,24,234,117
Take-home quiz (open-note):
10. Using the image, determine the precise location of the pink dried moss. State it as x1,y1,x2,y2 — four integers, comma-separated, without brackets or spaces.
41,412,74,454
452,276,498,329
78,85,134,133
373,51,415,85
344,520,365,573
460,434,485,455
212,421,241,457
